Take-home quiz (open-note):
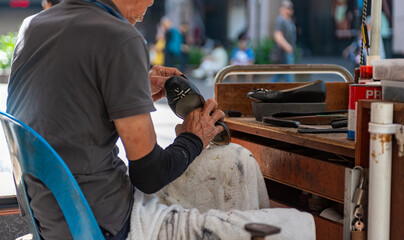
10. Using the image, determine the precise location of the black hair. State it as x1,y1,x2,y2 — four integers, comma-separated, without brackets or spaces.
237,32,248,41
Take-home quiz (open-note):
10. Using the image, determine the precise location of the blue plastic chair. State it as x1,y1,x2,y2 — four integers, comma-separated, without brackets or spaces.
0,111,105,240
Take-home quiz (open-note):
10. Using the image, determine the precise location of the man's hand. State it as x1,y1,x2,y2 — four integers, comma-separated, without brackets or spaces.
175,99,225,148
149,65,183,102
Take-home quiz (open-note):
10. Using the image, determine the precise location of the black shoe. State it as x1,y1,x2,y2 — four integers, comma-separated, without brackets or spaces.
164,75,231,145
247,80,326,103
165,75,204,119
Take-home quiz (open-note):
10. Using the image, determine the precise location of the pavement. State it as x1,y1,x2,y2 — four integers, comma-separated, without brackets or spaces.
0,83,14,196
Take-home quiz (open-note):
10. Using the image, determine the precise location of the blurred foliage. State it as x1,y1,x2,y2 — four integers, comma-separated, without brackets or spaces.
188,46,205,65
252,37,276,64
0,32,17,71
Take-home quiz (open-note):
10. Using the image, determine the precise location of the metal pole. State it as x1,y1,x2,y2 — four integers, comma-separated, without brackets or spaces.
214,64,354,83
367,102,394,240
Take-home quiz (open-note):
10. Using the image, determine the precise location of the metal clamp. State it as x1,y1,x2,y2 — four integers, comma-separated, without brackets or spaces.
368,122,402,135
214,64,354,84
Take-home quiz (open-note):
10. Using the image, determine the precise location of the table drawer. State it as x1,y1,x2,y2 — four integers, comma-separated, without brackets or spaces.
232,137,346,203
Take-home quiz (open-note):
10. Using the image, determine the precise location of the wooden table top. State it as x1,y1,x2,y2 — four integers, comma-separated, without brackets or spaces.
224,117,356,158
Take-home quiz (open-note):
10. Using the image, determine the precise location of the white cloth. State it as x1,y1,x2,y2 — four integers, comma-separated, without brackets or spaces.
126,143,315,240
156,143,269,212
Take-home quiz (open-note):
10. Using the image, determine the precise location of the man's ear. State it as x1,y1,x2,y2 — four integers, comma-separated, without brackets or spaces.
44,2,52,9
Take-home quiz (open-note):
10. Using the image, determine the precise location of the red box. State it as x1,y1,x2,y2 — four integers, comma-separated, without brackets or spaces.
348,84,382,140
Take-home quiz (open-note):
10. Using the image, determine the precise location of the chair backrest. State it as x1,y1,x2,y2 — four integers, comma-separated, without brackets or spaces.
0,112,104,240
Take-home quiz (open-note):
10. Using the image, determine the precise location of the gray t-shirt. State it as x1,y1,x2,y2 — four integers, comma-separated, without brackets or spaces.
7,0,155,238
274,15,296,52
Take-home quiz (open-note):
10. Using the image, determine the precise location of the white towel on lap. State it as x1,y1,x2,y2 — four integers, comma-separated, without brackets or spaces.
156,143,270,212
126,143,315,240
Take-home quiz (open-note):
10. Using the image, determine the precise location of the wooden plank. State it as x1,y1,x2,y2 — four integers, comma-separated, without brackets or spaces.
215,82,349,116
390,138,404,239
390,136,404,240
313,214,343,240
232,137,346,203
355,100,371,168
225,117,355,158
269,199,289,208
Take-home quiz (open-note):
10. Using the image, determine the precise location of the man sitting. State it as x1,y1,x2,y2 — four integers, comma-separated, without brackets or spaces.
7,0,315,239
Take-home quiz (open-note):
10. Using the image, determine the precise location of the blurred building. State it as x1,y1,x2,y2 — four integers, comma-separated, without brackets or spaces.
0,0,398,57
249,0,362,55
247,0,397,57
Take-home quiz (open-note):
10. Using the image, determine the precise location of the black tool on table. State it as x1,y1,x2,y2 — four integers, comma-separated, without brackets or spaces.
164,75,231,145
247,80,328,121
262,110,348,134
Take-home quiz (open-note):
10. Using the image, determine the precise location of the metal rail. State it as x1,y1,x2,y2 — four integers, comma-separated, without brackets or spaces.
214,64,354,84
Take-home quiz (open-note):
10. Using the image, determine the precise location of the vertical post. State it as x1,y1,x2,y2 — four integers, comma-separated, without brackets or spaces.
368,0,382,65
368,102,394,240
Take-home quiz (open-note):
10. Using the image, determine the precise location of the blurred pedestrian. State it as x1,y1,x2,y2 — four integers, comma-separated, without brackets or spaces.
191,40,228,85
162,17,183,67
150,23,165,66
230,35,254,66
179,21,191,72
381,0,392,58
270,0,296,82
342,31,362,67
331,0,353,38
230,34,254,82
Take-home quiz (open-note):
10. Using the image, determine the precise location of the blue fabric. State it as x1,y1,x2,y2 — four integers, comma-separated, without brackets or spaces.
85,0,128,22
166,28,183,56
230,47,255,65
246,48,255,61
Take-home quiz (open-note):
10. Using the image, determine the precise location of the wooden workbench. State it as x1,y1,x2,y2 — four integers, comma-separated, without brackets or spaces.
215,82,352,239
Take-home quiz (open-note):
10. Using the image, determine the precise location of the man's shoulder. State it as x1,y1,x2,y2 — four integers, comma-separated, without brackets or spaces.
48,2,143,41
82,13,142,41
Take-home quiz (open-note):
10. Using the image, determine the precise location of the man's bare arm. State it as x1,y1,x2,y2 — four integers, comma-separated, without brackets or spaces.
115,113,156,160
